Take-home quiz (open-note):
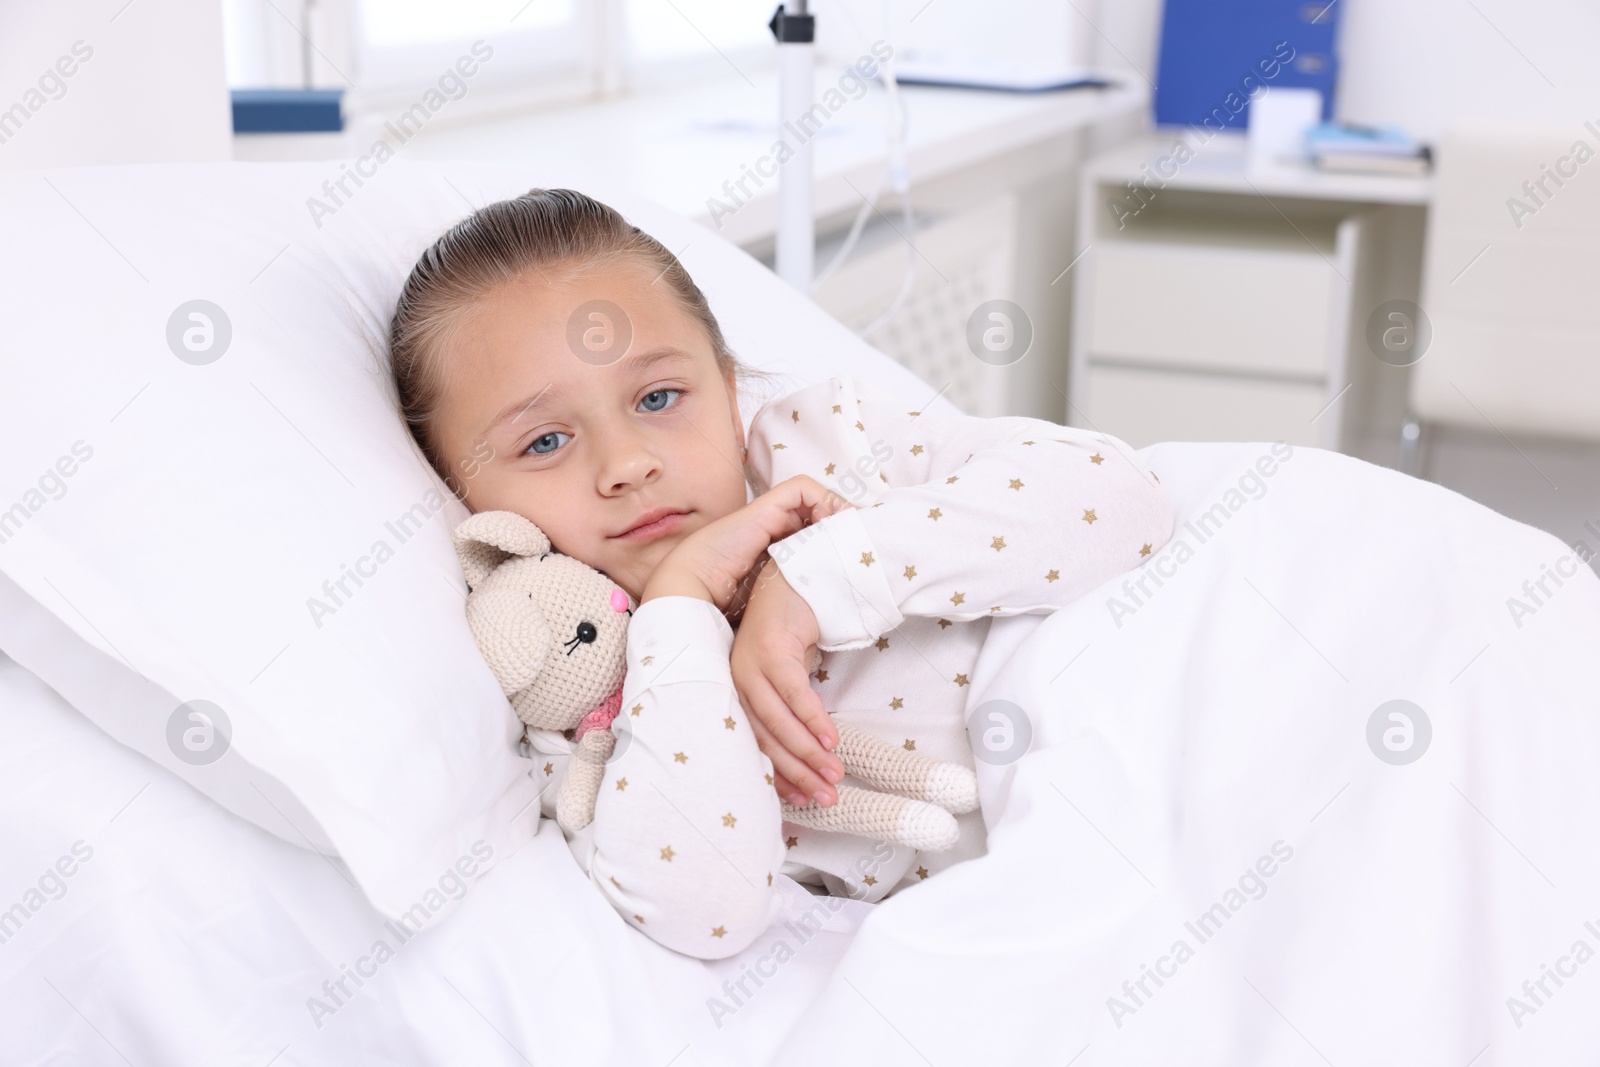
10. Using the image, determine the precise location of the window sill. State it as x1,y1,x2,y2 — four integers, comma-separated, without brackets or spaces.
233,64,1145,244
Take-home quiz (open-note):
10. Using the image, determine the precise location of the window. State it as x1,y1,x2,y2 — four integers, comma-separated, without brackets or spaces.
353,0,592,101
626,0,771,66
359,0,574,48
222,0,781,107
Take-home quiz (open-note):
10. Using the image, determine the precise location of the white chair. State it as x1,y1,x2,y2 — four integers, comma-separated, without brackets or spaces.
1403,125,1600,470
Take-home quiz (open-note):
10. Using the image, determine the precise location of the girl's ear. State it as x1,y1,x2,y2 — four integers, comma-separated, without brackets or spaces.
722,366,747,455
452,511,553,588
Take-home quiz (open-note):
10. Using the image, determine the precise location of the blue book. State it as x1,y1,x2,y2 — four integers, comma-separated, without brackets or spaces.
232,89,345,134
1305,121,1420,156
1152,0,1340,130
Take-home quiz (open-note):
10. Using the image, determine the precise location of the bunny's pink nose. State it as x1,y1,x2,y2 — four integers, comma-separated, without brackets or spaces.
610,588,629,613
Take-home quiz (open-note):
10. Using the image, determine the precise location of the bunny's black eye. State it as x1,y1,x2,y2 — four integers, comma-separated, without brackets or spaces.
564,621,598,656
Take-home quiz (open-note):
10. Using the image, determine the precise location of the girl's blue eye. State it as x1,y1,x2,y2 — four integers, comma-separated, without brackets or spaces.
521,390,682,457
526,431,570,456
639,388,681,413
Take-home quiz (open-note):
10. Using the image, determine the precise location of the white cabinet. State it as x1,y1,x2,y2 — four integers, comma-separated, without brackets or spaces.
1085,365,1329,447
1087,242,1338,378
1067,133,1429,455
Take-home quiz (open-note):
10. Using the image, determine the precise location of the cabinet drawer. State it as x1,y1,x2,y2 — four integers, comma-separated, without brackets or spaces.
1087,243,1334,377
1084,364,1327,449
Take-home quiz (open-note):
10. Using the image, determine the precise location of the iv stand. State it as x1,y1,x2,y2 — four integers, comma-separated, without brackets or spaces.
768,3,815,293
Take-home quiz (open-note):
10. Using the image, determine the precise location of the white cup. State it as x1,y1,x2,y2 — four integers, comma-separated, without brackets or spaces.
1247,87,1323,168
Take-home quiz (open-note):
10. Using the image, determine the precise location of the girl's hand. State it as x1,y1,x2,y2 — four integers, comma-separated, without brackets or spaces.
641,475,850,615
731,558,845,808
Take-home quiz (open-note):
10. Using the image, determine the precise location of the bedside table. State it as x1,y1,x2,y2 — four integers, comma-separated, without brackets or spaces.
1067,131,1431,457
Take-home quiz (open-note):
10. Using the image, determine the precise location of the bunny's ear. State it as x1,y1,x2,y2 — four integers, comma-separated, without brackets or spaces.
466,587,551,697
453,511,553,588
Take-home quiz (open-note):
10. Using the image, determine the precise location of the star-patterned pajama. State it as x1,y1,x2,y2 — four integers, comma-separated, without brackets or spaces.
535,373,1174,960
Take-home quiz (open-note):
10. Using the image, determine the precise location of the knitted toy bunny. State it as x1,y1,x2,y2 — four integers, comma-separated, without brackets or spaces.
454,510,633,835
453,510,979,850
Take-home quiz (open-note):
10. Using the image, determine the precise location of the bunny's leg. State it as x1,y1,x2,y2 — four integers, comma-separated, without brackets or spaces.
781,784,960,852
833,725,979,814
556,730,615,834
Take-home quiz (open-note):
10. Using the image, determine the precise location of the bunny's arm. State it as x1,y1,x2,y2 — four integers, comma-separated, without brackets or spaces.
746,374,1175,652
577,594,785,960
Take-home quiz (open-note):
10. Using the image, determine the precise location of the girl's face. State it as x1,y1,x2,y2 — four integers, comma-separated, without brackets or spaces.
430,258,750,601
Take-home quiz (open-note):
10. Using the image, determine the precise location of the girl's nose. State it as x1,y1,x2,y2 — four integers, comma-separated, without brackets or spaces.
610,588,629,613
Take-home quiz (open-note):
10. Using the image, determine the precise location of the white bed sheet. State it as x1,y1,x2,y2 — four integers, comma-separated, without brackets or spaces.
4,440,1598,1066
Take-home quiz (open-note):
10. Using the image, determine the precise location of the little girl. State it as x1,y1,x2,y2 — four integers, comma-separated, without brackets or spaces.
389,188,1174,960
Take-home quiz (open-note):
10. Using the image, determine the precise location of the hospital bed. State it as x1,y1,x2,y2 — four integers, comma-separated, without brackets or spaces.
2,161,1598,1066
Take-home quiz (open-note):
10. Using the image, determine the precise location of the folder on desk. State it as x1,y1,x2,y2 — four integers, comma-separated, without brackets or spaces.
1152,0,1341,130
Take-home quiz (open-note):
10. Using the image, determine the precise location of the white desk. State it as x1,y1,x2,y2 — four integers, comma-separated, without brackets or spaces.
1068,131,1432,460
1082,131,1432,206
373,68,1147,249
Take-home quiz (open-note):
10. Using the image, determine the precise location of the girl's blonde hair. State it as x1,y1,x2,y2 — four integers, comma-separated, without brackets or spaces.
388,187,777,496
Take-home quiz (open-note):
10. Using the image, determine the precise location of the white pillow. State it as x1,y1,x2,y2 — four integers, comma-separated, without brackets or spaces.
0,159,949,921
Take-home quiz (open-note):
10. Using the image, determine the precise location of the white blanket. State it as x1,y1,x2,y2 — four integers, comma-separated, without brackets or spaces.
4,441,1597,1066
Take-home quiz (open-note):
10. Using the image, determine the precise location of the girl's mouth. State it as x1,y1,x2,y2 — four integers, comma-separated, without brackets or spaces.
615,510,688,541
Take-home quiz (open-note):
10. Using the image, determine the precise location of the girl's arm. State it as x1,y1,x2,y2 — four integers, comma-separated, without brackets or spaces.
579,593,786,959
748,375,1176,651
571,475,846,958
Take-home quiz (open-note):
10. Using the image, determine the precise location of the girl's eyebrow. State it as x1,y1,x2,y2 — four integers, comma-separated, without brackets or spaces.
482,347,695,435
488,381,560,437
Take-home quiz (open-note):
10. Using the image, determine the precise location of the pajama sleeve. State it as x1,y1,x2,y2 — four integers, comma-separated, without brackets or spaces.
748,374,1175,651
575,593,786,959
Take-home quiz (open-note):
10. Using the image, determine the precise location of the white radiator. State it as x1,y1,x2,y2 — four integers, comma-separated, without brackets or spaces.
808,194,1019,417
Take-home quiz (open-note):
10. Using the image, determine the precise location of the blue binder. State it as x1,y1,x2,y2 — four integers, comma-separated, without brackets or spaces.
1153,0,1340,130
231,89,345,134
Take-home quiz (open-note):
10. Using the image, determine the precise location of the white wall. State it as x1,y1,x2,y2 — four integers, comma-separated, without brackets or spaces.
0,0,232,171
1335,0,1600,140
817,0,1094,73
1083,0,1600,142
